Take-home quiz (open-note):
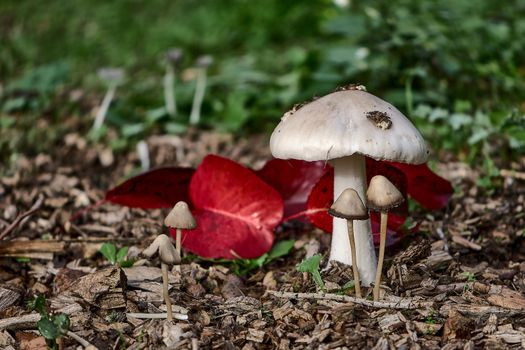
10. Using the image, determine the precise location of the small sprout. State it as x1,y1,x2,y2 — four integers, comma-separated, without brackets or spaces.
189,55,213,125
297,254,325,291
93,67,125,130
164,48,184,117
367,175,404,301
164,201,197,259
99,242,135,267
28,295,70,350
463,271,476,282
142,234,180,322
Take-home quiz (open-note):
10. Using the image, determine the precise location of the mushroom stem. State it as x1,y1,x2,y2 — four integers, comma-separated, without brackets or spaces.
161,262,174,322
330,154,377,286
373,211,388,301
164,64,177,117
189,67,207,125
346,220,362,297
93,83,117,130
175,228,182,259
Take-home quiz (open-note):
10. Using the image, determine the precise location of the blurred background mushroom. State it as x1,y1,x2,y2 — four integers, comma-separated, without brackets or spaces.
189,55,213,126
93,67,125,130
164,48,183,118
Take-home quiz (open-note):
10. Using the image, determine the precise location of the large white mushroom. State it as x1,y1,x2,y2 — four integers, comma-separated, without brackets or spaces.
270,85,428,285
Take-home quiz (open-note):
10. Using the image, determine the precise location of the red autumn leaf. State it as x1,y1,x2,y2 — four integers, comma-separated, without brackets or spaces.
256,159,327,217
105,167,194,209
386,162,454,209
176,155,283,259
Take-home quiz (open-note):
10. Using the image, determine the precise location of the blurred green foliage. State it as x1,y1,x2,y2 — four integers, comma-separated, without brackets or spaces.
1,0,524,165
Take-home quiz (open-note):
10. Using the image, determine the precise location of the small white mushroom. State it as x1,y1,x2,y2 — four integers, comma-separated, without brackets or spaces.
367,175,404,301
164,201,197,258
329,188,369,297
93,68,125,130
189,55,213,125
164,48,184,117
142,234,180,321
270,86,428,285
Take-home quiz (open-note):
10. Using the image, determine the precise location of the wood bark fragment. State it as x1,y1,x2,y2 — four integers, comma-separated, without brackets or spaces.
265,290,434,309
0,303,82,331
439,304,521,318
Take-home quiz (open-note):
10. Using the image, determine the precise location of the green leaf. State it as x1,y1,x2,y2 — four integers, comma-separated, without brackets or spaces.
52,313,70,336
267,240,295,262
38,317,58,339
116,246,129,263
100,243,117,264
27,295,47,315
119,259,136,268
296,254,325,291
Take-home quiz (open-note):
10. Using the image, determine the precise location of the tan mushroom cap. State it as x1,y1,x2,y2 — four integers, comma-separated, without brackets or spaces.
164,201,197,230
366,175,405,211
270,89,428,164
142,234,180,265
329,188,369,220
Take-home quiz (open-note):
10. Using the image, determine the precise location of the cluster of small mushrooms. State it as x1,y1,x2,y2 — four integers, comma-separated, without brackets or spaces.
270,84,428,300
142,201,196,321
329,176,404,300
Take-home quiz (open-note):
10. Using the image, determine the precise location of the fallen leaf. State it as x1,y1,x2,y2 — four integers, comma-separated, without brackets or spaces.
176,155,283,259
256,159,327,217
105,167,194,208
386,162,454,209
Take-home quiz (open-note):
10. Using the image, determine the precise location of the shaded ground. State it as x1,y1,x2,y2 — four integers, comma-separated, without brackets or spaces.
1,131,525,349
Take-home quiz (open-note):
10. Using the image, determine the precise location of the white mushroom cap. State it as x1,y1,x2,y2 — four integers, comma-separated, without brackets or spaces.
270,90,428,164
366,175,405,211
97,68,125,85
164,201,197,230
329,188,369,220
142,234,180,265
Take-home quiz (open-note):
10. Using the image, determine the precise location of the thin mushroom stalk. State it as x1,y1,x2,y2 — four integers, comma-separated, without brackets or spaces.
374,211,388,301
189,55,213,125
366,175,404,301
329,188,369,298
161,262,174,321
175,228,182,258
346,220,362,297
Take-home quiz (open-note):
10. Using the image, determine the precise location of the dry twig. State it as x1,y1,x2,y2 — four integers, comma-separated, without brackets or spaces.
265,290,434,309
0,194,44,240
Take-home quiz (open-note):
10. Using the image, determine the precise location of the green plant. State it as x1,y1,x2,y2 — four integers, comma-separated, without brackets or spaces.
27,295,70,350
335,281,355,295
223,239,295,275
99,242,135,267
296,254,325,291
425,309,437,325
186,239,295,276
463,272,477,283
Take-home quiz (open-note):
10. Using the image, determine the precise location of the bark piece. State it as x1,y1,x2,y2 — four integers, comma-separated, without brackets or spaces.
442,310,475,341
0,287,20,312
69,266,126,309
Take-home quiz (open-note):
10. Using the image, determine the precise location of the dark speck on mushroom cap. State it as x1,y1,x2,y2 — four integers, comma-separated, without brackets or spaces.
270,90,428,164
